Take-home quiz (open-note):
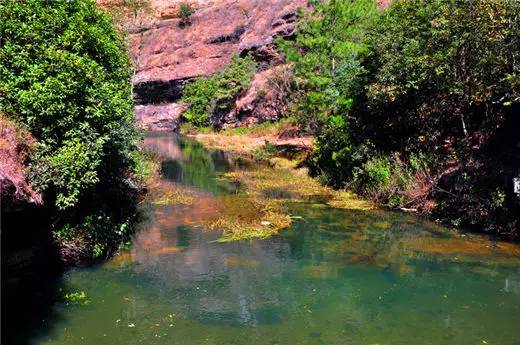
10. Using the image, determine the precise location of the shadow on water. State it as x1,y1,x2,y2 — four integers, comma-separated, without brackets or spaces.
1,206,63,345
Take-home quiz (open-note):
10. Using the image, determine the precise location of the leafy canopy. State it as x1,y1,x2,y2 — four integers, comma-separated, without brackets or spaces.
0,0,137,209
302,0,520,236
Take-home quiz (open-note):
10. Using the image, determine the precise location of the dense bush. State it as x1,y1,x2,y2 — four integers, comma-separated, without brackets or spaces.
182,54,256,127
363,0,520,154
291,0,520,237
0,0,143,259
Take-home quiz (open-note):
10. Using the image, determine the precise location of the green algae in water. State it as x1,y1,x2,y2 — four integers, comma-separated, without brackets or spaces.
9,134,520,345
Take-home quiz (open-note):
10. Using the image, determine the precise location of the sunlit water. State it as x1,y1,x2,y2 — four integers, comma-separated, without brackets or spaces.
13,134,520,345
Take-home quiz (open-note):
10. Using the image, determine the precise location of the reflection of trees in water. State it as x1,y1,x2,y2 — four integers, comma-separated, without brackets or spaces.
146,134,234,194
129,200,520,328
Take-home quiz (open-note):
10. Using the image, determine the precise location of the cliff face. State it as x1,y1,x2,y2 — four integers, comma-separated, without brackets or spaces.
116,0,306,131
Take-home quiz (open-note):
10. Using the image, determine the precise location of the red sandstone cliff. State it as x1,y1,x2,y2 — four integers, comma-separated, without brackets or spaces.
100,0,307,130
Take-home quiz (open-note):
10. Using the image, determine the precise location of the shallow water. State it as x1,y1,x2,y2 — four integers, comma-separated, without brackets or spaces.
12,134,520,345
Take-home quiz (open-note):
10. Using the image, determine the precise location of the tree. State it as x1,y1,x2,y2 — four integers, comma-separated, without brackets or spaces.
0,0,137,210
363,0,520,154
304,0,520,237
279,0,378,132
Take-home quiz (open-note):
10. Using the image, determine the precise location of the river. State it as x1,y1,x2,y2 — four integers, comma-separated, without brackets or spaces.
7,134,520,345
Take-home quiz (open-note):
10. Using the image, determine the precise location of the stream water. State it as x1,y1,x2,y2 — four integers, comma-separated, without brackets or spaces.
9,134,520,345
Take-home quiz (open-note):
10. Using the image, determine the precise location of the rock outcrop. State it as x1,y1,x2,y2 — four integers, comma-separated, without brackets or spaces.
101,0,307,130
0,115,42,206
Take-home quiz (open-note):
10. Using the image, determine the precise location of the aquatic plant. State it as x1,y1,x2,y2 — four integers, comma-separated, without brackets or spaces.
63,291,91,306
205,195,292,242
152,184,195,206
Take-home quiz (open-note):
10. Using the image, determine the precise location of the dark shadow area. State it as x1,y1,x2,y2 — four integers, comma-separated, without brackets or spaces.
1,205,64,345
133,79,187,105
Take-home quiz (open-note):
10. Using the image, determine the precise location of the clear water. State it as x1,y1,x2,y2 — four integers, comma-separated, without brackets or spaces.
14,134,520,345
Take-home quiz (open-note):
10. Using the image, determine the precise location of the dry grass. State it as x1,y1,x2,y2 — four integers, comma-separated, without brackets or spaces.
188,126,313,157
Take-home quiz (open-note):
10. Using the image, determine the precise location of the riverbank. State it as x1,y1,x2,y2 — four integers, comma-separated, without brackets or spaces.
184,124,519,242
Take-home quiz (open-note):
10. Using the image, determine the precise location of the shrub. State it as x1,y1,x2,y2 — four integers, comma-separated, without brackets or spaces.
53,211,135,260
0,0,137,210
352,152,435,210
178,2,194,26
310,118,372,187
182,54,256,127
355,156,392,192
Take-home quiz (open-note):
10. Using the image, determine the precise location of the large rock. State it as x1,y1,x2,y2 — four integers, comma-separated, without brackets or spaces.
130,0,306,85
226,64,293,127
100,0,307,130
135,103,185,131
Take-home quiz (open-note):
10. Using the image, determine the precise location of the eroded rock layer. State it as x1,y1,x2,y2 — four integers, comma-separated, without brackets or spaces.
100,0,306,130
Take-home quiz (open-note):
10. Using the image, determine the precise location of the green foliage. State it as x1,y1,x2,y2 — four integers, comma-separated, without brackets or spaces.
0,0,137,210
299,0,520,236
132,149,159,186
310,119,371,187
181,54,256,127
279,0,378,132
179,2,194,26
351,152,434,208
363,0,520,152
54,211,134,259
356,156,391,191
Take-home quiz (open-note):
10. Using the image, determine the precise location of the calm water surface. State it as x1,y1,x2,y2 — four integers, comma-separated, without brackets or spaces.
15,134,520,345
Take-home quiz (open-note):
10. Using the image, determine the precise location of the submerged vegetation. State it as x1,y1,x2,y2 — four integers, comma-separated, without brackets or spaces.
194,137,372,241
205,194,292,242
208,157,372,241
152,184,195,206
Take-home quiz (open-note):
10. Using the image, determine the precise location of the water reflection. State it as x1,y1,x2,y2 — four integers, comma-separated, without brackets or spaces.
18,134,520,345
144,135,233,194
